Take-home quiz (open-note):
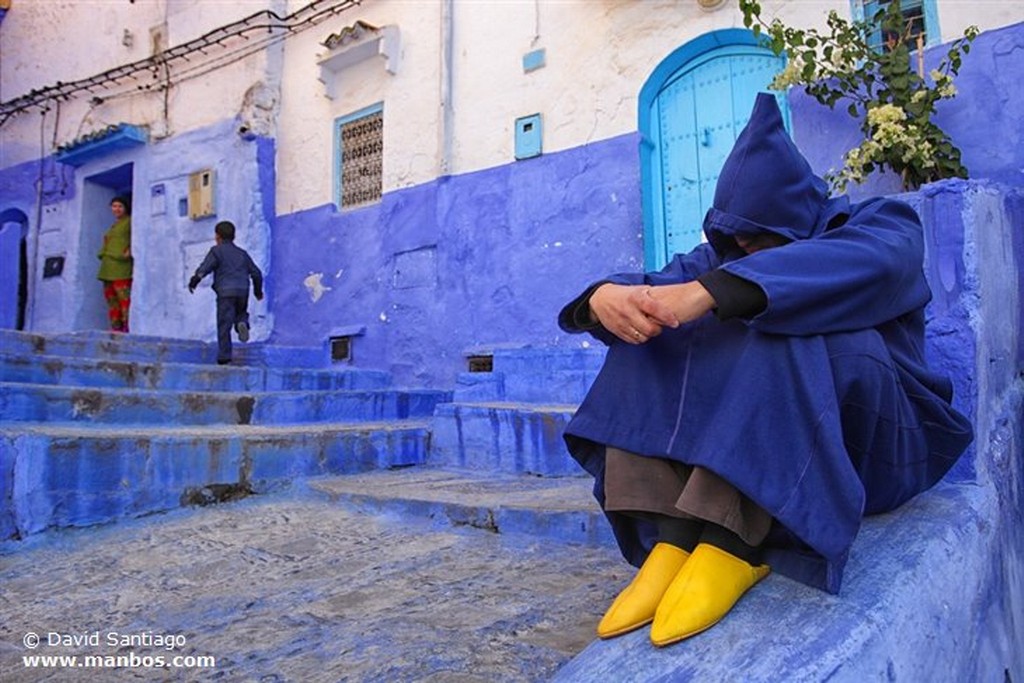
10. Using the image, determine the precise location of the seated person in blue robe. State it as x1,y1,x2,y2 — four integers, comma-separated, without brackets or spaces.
558,93,973,647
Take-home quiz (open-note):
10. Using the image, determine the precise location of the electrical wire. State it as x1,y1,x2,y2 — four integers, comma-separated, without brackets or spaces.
0,0,362,128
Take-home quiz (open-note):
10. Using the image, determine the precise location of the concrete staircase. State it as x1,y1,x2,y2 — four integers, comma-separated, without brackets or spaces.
0,329,451,538
0,331,609,545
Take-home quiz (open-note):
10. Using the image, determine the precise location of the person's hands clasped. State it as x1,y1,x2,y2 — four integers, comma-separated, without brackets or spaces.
647,281,716,326
588,284,680,344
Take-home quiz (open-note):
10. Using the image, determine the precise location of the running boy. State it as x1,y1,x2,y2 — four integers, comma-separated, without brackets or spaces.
188,221,264,365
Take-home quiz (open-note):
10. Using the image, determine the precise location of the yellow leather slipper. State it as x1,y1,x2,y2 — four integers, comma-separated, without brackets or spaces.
597,542,690,639
650,543,769,647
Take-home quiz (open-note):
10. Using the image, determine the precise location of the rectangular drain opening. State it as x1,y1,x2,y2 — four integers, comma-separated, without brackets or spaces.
467,354,493,373
330,336,352,362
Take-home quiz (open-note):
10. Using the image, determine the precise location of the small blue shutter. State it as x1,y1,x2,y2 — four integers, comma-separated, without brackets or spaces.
922,0,940,46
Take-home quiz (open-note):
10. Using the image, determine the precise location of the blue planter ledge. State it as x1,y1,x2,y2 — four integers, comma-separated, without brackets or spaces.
56,124,148,167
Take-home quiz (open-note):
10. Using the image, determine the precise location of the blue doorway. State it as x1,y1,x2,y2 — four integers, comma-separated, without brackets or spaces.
78,163,134,331
639,30,789,269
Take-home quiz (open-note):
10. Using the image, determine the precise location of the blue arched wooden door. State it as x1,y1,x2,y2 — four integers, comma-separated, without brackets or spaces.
639,30,790,269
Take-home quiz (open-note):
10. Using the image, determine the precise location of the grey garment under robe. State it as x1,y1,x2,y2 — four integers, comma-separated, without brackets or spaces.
604,446,772,547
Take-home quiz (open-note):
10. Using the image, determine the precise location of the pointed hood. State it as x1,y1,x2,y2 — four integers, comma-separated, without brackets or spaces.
703,93,830,257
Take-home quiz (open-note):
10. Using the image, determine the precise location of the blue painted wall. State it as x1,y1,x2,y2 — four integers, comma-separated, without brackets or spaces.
270,134,645,387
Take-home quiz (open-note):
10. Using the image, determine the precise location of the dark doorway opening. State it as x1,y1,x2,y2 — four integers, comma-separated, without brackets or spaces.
0,208,29,330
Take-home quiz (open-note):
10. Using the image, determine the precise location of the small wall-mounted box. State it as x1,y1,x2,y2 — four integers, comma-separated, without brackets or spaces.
515,113,542,160
43,256,65,279
188,169,215,219
522,48,546,73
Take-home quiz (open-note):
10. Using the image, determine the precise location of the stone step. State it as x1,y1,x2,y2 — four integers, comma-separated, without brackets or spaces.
0,381,451,425
307,466,614,549
0,329,332,368
230,342,331,368
453,345,605,403
453,368,600,404
428,401,579,476
0,420,430,538
0,352,391,392
0,329,215,364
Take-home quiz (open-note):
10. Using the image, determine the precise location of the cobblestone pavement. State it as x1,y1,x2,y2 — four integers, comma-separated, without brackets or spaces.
0,487,629,683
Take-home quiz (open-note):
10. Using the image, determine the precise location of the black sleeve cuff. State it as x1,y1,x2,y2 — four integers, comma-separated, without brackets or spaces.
697,270,767,320
558,280,611,332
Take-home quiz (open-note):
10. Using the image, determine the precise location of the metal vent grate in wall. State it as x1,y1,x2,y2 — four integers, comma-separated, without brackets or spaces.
467,355,493,373
340,110,383,208
330,336,352,362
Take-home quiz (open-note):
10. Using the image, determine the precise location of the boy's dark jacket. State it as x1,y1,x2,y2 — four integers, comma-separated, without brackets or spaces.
190,241,263,299
560,94,973,593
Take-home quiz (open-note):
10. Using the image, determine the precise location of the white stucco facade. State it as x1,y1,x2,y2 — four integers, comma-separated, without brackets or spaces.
272,0,1023,211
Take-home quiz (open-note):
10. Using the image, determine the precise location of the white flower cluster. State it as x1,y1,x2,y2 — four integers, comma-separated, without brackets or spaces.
930,69,958,98
746,0,976,191
769,55,810,90
830,103,938,192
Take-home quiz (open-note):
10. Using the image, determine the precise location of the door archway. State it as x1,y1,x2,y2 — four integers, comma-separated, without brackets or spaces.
0,208,29,330
639,29,790,269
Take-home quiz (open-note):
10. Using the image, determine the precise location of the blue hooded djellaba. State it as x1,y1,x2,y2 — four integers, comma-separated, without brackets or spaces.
559,93,973,593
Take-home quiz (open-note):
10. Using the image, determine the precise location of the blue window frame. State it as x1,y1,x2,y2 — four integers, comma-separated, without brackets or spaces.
333,102,384,209
850,0,940,48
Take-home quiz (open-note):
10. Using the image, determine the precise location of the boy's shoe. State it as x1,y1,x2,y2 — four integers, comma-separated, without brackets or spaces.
235,321,250,342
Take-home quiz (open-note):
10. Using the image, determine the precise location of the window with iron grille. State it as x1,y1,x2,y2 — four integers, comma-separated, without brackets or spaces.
334,104,383,209
853,0,939,49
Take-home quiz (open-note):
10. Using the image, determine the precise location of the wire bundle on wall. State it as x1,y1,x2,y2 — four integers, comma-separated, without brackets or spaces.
0,0,361,128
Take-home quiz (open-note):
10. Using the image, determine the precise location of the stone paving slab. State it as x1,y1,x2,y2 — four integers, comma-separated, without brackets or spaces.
309,467,597,513
309,468,616,549
0,482,629,682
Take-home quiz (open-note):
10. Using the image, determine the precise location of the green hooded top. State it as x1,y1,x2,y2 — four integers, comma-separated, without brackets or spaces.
97,216,133,281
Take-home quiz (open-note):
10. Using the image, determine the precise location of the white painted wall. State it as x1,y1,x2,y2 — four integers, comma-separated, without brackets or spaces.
936,1,1024,42
0,0,283,167
275,0,443,214
0,1,285,337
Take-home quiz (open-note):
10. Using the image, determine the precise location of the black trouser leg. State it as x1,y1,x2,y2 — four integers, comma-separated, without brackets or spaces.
699,523,762,564
623,511,704,553
216,296,236,363
234,295,249,329
657,516,704,553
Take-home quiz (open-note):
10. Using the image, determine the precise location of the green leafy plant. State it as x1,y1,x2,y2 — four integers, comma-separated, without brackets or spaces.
739,0,978,192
